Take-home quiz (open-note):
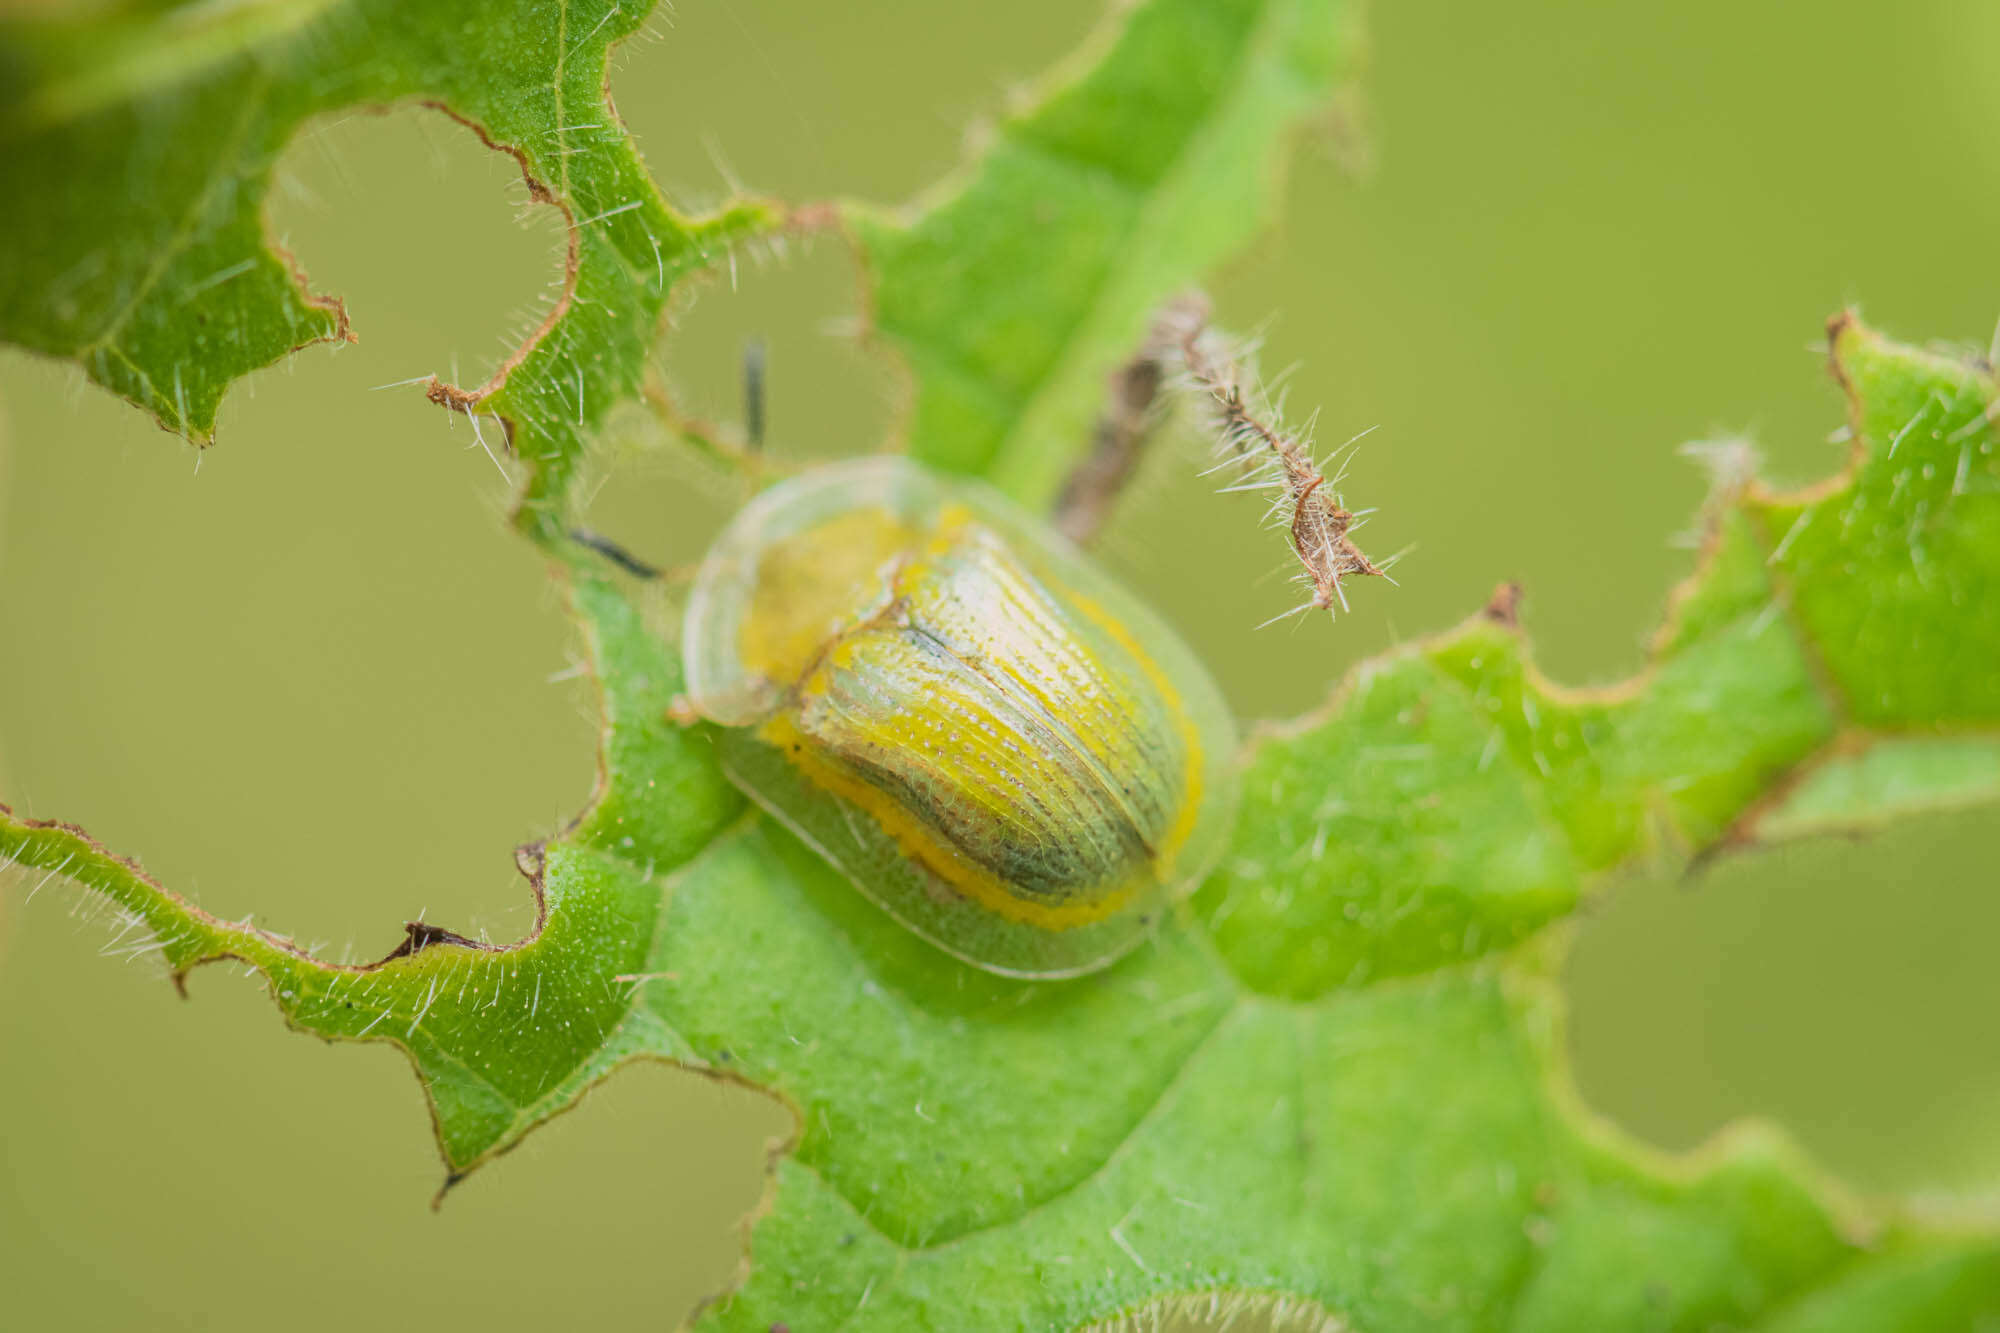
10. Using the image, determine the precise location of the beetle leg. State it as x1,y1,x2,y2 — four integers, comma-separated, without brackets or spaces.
743,335,767,452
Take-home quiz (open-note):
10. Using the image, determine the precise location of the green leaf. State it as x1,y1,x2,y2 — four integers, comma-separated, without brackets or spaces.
850,0,1362,507
1,572,744,1180
6,315,1999,1328
6,0,2000,1328
0,0,774,541
1754,736,2000,842
1760,324,2000,726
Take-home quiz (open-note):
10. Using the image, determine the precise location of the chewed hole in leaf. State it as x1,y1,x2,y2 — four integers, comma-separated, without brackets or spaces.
0,99,602,950
266,105,569,413
1567,802,2000,1196
450,1059,794,1330
0,356,598,948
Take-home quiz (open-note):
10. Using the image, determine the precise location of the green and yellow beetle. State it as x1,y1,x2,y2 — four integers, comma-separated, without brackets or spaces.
683,457,1237,978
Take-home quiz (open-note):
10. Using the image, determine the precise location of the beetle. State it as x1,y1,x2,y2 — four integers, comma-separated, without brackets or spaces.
681,456,1237,978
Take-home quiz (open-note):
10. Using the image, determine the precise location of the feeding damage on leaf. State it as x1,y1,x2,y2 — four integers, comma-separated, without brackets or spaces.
0,797,535,991
3,314,1997,1333
1197,312,1997,1004
0,569,752,1199
0,0,780,545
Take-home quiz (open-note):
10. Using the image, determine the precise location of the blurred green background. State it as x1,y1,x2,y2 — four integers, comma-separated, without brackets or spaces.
3,0,1998,1327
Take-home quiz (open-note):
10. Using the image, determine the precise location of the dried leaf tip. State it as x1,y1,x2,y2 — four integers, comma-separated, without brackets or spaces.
1481,580,1523,628
1163,295,1389,620
1679,435,1761,497
1673,435,1762,550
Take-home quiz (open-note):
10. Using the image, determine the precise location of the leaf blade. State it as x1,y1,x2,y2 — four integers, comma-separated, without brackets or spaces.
855,0,1362,508
0,0,777,542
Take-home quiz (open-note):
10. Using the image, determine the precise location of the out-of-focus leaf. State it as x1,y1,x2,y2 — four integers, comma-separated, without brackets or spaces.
0,0,772,541
850,0,1363,508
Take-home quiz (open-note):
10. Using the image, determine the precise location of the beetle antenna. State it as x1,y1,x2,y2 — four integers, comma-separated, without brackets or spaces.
743,336,767,452
567,527,663,580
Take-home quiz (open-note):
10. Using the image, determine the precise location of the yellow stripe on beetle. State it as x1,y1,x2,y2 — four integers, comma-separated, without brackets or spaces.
681,458,1236,980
